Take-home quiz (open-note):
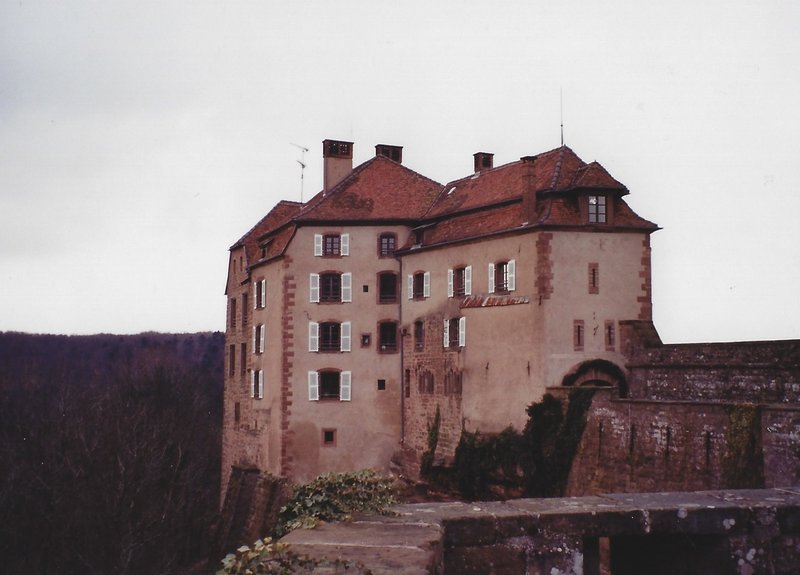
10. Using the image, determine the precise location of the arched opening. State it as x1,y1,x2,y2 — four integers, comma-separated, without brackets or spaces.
562,359,628,398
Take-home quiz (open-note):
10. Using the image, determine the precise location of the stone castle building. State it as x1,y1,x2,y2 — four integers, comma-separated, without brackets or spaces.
221,138,670,494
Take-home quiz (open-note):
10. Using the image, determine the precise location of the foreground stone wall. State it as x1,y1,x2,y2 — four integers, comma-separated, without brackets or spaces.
281,487,800,574
566,389,800,497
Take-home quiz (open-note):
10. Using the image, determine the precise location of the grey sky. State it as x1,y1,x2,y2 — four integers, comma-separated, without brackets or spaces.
1,0,798,342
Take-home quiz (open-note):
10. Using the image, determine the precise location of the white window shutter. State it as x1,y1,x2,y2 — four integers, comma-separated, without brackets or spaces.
309,321,319,352
459,316,466,347
310,273,320,303
341,321,351,352
260,279,267,308
465,265,472,295
253,282,258,309
407,274,413,300
252,326,257,353
314,234,323,256
258,370,264,399
341,233,350,256
259,324,266,353
340,371,352,401
443,319,450,348
508,259,516,291
447,269,454,298
341,272,352,302
308,371,319,401
423,271,431,298
250,371,256,398
488,263,495,293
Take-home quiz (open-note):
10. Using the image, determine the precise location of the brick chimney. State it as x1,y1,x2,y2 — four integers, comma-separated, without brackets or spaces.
375,144,403,164
323,139,354,194
473,152,494,173
521,155,537,220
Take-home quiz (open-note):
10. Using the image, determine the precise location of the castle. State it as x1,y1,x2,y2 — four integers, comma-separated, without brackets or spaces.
222,139,800,501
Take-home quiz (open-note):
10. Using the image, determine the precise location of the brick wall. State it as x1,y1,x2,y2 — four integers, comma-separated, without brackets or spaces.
402,314,464,472
566,389,800,496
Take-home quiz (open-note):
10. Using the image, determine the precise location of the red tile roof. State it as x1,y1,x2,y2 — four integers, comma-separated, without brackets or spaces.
233,145,658,261
296,156,441,222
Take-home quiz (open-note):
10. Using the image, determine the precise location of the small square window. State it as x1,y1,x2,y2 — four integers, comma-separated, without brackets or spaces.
588,195,607,223
322,429,336,446
361,333,371,347
363,284,369,293
377,379,386,391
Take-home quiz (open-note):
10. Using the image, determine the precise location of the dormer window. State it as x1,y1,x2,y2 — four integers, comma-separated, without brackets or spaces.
588,195,607,223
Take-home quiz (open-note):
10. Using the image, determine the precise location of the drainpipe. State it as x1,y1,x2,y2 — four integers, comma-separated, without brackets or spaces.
398,251,405,444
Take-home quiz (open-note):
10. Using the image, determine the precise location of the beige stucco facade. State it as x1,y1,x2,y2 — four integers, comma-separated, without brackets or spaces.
222,140,658,491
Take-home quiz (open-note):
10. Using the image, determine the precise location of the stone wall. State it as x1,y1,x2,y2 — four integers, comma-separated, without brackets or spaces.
566,389,800,497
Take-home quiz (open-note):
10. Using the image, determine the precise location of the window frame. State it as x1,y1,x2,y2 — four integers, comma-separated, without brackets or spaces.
409,271,430,300
314,233,350,257
377,271,398,304
378,233,397,257
588,195,607,224
378,320,398,353
448,265,472,297
489,259,515,293
308,370,351,401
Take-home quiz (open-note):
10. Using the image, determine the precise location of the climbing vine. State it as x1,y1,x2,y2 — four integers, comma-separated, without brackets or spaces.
420,405,441,476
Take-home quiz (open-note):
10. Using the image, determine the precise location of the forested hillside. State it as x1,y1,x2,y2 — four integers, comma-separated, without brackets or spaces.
0,331,224,574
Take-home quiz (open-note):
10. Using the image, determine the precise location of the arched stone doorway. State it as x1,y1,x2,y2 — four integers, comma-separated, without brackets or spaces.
561,359,628,398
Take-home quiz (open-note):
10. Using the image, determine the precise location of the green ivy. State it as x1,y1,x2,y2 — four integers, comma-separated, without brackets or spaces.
217,537,371,574
273,470,396,538
420,405,441,477
448,389,595,500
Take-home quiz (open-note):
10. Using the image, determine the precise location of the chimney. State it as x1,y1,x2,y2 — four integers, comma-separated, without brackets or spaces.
473,152,494,173
521,155,537,220
375,144,403,164
323,139,354,194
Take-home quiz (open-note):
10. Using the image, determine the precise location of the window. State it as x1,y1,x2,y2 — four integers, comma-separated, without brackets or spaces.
229,298,237,329
241,293,248,326
378,272,398,303
589,263,599,294
605,320,616,351
418,370,434,394
309,321,351,352
250,369,264,399
308,370,351,401
444,369,463,396
253,324,265,354
378,233,397,257
448,265,472,297
573,320,585,351
320,273,341,302
443,317,466,348
378,321,398,353
361,333,371,347
314,233,350,257
408,271,430,300
414,320,424,351
253,279,266,309
322,429,336,446
589,195,607,223
234,401,240,424
377,379,386,391
404,369,411,398
489,260,515,293
240,343,246,377
310,272,352,303
228,344,235,378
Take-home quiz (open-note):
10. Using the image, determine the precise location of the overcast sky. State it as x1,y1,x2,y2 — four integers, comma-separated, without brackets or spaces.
1,1,798,343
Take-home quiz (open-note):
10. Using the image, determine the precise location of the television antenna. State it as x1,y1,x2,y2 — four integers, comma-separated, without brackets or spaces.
290,142,309,202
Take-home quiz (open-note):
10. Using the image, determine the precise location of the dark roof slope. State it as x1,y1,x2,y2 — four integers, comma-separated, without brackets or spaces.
231,200,302,265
